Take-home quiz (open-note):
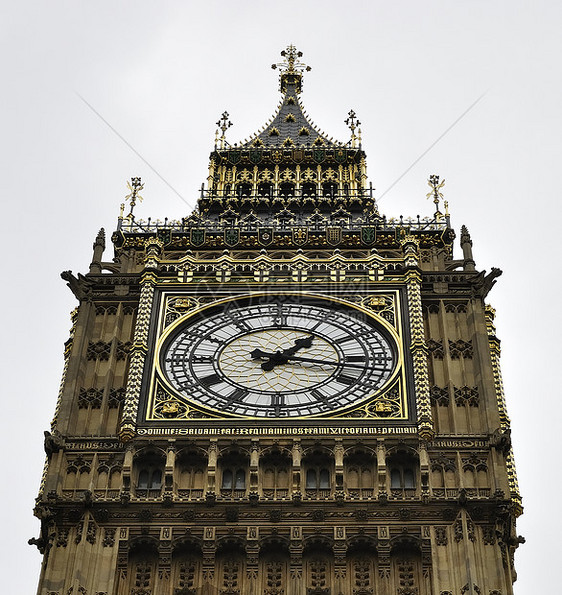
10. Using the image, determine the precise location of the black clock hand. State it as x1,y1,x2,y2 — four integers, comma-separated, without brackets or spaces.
250,336,315,371
282,354,386,371
280,335,314,356
250,336,314,361
250,347,278,359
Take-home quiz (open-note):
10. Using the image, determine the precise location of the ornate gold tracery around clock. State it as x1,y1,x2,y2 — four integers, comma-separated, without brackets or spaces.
143,291,410,422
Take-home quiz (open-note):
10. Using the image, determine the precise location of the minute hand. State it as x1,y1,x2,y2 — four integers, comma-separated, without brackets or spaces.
283,355,386,371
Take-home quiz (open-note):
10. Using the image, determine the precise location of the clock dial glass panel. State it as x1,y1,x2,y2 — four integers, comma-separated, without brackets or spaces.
160,298,398,418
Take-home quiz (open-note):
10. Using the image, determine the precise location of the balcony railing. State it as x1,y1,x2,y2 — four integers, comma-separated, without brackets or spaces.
347,488,375,499
262,488,290,499
118,210,448,235
134,487,163,499
305,488,332,499
177,489,204,500
390,487,417,499
220,489,246,499
431,487,491,498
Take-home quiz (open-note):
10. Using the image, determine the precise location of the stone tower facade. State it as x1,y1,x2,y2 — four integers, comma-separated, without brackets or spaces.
32,46,523,595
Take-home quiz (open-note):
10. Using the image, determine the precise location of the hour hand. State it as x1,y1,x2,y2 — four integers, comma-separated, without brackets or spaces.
250,348,277,360
250,348,288,371
281,336,314,357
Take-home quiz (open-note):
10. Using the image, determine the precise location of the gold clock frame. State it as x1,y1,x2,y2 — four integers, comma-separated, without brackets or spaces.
141,290,411,423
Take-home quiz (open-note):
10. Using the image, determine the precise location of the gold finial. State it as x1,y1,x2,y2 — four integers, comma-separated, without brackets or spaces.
426,174,445,219
124,177,144,219
272,45,311,93
119,203,125,218
345,110,361,148
216,111,232,149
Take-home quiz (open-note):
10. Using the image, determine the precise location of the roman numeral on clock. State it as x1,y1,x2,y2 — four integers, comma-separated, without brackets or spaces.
200,373,222,386
271,393,285,417
272,303,287,326
344,355,366,363
227,388,248,402
192,355,213,364
224,311,251,331
334,336,355,346
336,373,357,386
271,393,285,407
311,389,329,404
188,329,221,343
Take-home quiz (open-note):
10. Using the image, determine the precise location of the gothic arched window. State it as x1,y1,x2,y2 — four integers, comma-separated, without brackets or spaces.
279,182,295,199
236,182,252,198
345,450,376,498
261,450,291,499
219,451,249,497
177,451,207,499
302,182,316,198
304,450,333,497
134,451,165,497
387,451,418,496
258,182,273,198
323,182,338,198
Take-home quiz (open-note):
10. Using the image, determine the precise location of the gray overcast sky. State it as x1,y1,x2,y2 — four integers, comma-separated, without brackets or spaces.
1,1,560,592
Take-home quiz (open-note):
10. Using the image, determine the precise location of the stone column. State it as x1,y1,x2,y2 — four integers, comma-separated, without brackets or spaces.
377,526,391,595
89,228,106,274
377,440,387,501
460,225,476,272
206,440,217,505
246,526,259,595
291,440,302,503
201,527,216,592
157,526,173,590
289,526,303,595
333,526,347,594
401,234,434,440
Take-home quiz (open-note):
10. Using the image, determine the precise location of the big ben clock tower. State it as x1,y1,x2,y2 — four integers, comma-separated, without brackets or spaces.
32,46,523,595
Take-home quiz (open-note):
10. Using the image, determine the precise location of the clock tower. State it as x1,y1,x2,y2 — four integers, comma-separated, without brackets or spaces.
33,46,523,595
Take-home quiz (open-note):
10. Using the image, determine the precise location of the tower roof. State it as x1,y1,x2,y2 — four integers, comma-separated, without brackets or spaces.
235,45,343,149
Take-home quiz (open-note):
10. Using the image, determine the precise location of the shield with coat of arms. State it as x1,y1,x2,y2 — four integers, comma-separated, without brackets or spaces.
326,226,342,246
335,149,347,163
157,229,172,245
228,150,241,164
224,228,240,246
395,226,410,242
190,228,206,247
313,148,325,163
293,149,304,163
361,226,376,245
250,150,262,164
292,227,308,246
258,227,274,246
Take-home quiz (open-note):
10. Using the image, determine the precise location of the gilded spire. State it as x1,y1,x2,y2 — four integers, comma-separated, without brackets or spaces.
124,177,144,219
426,174,445,220
271,44,311,94
215,111,232,150
345,110,361,148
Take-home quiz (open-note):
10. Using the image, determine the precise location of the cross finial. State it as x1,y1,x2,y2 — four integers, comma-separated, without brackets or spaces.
124,177,144,219
345,109,361,148
272,45,311,93
216,111,232,149
426,174,445,219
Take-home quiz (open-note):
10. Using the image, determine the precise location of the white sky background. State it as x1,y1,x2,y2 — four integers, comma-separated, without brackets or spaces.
1,1,560,591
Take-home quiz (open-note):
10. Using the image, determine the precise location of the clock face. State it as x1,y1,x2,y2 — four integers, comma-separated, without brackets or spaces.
159,296,399,418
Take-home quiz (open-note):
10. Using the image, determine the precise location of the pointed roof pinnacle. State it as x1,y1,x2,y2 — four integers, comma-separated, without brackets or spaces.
235,45,347,149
